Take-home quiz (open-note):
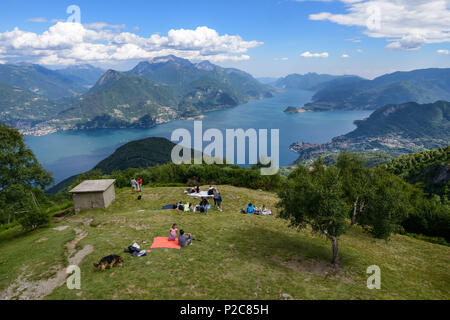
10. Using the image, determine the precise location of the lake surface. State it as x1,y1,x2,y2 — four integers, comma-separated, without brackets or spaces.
24,90,372,184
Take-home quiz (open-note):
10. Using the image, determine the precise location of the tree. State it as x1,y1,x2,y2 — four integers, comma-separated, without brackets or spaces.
337,153,415,239
0,123,53,224
336,152,371,225
357,167,414,239
278,160,351,266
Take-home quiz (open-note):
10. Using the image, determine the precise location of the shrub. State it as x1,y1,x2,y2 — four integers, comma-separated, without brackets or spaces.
18,210,50,231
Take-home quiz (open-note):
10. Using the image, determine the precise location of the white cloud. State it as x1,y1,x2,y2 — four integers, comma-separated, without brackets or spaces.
274,57,289,60
309,0,450,50
84,22,126,30
301,51,329,58
437,49,449,54
341,54,350,58
27,17,47,23
0,22,263,66
346,38,362,43
356,49,364,53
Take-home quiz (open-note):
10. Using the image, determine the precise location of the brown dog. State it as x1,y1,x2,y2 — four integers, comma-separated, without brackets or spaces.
93,255,123,271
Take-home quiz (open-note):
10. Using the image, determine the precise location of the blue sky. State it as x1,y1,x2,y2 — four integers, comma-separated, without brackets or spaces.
0,0,449,78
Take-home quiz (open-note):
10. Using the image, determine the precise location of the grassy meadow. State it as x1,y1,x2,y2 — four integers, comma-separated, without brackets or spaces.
0,185,448,300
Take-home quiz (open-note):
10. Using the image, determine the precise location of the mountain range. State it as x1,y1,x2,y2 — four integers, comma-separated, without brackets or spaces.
0,63,87,99
2,60,450,138
291,100,450,162
2,55,272,134
304,68,450,111
273,73,362,91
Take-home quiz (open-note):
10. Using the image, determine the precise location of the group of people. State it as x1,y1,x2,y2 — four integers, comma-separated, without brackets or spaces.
241,203,273,215
131,177,143,193
173,196,212,214
184,185,223,213
168,223,193,247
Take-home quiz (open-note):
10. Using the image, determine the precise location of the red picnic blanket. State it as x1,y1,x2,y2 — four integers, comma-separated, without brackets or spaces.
150,237,181,249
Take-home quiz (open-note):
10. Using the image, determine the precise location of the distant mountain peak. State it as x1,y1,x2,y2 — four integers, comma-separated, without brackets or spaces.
195,60,219,71
148,55,191,65
93,69,123,89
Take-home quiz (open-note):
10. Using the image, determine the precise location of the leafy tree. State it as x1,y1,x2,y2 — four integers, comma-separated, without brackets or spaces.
356,167,414,239
336,153,416,239
0,123,53,224
278,160,350,266
336,152,372,225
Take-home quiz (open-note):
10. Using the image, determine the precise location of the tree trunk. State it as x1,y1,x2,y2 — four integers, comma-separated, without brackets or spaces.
351,197,358,225
331,236,340,267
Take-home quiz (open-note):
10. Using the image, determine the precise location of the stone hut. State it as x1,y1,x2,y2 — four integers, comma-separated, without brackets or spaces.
69,179,116,213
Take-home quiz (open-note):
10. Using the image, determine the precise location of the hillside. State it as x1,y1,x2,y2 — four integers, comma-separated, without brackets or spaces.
0,185,448,299
305,68,450,111
94,137,176,174
0,81,66,127
291,101,450,162
47,137,178,194
54,64,105,87
0,63,87,99
54,73,179,129
274,73,362,91
381,146,449,200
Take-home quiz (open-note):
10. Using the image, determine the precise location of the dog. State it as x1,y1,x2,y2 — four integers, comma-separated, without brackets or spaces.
93,255,123,271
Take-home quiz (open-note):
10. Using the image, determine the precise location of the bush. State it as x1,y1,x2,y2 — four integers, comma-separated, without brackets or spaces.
402,198,450,241
405,233,449,247
18,210,50,231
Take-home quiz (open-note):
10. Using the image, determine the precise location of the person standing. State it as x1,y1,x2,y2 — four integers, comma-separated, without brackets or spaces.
137,177,143,192
131,178,137,193
217,192,223,212
213,188,219,208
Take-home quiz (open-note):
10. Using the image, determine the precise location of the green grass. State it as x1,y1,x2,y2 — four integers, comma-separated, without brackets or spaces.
0,185,449,300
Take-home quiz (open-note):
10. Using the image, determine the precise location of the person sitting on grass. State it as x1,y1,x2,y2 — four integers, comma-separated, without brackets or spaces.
168,224,178,241
198,197,210,214
186,187,196,194
189,203,196,212
195,185,200,193
178,229,193,247
184,202,190,213
177,201,184,211
246,203,255,214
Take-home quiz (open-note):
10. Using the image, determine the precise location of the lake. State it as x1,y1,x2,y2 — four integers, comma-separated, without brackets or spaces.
24,90,372,184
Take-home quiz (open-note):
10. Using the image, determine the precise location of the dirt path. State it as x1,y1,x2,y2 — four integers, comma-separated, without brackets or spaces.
0,227,94,300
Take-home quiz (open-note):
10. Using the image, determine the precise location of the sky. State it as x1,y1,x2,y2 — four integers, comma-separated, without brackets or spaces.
0,0,449,79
